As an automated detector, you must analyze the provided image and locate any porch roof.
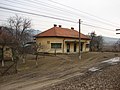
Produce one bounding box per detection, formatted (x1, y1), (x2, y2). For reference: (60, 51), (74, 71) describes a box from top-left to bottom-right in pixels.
(65, 40), (78, 42)
(64, 40), (89, 43)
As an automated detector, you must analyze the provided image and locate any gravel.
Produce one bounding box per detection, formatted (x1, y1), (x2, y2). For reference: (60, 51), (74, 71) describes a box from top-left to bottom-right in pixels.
(42, 63), (120, 90)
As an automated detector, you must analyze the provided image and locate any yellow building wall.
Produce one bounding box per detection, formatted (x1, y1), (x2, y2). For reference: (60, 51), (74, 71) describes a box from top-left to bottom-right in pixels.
(79, 40), (90, 52)
(36, 37), (64, 53)
(84, 40), (90, 51)
(36, 37), (90, 53)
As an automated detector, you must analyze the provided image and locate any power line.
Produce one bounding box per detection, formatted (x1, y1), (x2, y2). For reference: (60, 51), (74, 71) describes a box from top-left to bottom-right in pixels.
(82, 23), (114, 31)
(0, 1), (75, 21)
(3, 0), (120, 28)
(26, 0), (120, 28)
(5, 0), (70, 17)
(0, 9), (77, 26)
(48, 0), (120, 27)
(6, 0), (94, 23)
(7, 0), (117, 28)
(27, 0), (119, 28)
(19, 0), (85, 21)
(0, 6), (116, 32)
(0, 6), (78, 23)
(24, 0), (74, 15)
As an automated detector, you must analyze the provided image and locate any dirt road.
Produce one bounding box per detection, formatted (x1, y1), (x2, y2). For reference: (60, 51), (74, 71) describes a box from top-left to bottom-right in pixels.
(0, 52), (120, 90)
(42, 57), (120, 90)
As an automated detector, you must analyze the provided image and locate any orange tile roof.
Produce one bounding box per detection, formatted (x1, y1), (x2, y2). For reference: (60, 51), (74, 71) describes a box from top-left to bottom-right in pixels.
(35, 26), (90, 40)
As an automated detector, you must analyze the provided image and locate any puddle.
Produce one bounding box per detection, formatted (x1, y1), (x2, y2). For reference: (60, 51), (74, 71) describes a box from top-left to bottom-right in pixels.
(88, 67), (99, 72)
(88, 57), (120, 72)
(102, 57), (120, 64)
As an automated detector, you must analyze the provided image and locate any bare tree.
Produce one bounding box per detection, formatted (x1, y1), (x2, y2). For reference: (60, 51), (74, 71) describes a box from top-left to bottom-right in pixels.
(32, 43), (45, 67)
(89, 32), (103, 51)
(89, 32), (96, 51)
(0, 15), (32, 75)
(113, 43), (118, 52)
(6, 15), (32, 64)
(113, 39), (120, 52)
(95, 36), (104, 51)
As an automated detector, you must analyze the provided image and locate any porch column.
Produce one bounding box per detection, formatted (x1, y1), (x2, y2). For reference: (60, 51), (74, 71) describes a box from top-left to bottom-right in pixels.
(63, 39), (65, 53)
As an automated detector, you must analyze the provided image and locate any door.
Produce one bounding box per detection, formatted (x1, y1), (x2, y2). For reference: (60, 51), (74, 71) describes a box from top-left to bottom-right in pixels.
(74, 43), (76, 52)
(67, 43), (70, 52)
(81, 42), (84, 51)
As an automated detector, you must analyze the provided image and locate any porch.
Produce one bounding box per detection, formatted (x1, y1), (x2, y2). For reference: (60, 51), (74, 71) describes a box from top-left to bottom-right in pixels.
(64, 39), (89, 53)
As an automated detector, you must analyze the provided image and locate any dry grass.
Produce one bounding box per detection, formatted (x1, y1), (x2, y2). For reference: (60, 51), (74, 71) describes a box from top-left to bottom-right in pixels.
(0, 52), (120, 85)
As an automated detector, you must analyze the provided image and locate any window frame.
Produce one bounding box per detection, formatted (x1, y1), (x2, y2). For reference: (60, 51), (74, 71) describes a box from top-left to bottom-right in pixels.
(51, 43), (62, 49)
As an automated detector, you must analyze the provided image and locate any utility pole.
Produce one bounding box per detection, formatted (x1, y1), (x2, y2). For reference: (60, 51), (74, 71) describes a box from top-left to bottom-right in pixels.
(79, 19), (81, 60)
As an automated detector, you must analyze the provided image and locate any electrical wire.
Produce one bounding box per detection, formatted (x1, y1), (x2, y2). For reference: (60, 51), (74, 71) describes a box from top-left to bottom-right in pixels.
(0, 6), (117, 31)
(5, 0), (72, 17)
(0, 6), (116, 31)
(26, 0), (119, 28)
(0, 6), (78, 23)
(0, 1), (75, 21)
(0, 9), (76, 25)
(82, 23), (114, 31)
(48, 0), (120, 27)
(3, 0), (120, 28)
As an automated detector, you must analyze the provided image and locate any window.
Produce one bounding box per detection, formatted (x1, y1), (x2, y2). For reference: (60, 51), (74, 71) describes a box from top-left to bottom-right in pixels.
(51, 43), (62, 49)
(86, 44), (90, 48)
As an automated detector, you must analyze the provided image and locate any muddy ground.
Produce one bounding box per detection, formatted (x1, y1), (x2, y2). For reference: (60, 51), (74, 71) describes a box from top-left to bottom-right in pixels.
(42, 57), (120, 90)
(0, 52), (120, 90)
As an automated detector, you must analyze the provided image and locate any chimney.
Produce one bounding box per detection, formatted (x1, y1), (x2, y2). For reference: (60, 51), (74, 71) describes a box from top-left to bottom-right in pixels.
(71, 27), (74, 30)
(54, 24), (57, 27)
(58, 25), (62, 27)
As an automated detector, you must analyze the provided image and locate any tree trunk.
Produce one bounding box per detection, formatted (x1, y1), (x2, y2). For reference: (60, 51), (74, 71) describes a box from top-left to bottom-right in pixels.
(22, 58), (25, 64)
(15, 60), (17, 73)
(2, 60), (5, 67)
(22, 54), (26, 64)
(11, 57), (14, 61)
(35, 53), (38, 67)
(35, 60), (38, 67)
(1, 48), (5, 67)
(11, 48), (14, 61)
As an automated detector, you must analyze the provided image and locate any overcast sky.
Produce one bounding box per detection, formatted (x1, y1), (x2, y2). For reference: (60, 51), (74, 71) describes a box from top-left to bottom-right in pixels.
(0, 0), (120, 38)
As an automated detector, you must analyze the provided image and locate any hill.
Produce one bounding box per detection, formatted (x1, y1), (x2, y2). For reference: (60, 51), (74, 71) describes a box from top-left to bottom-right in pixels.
(103, 36), (119, 45)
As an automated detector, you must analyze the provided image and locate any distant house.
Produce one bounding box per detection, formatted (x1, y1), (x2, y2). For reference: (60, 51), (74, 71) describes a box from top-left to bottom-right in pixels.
(0, 46), (12, 60)
(35, 24), (90, 53)
(0, 26), (13, 60)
